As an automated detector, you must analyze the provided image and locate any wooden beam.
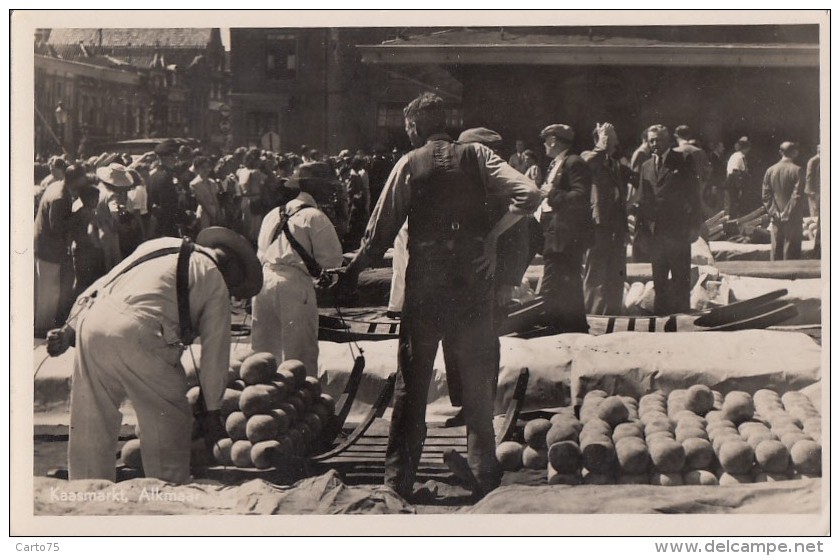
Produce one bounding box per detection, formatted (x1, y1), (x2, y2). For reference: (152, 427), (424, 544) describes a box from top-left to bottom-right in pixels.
(359, 43), (819, 68)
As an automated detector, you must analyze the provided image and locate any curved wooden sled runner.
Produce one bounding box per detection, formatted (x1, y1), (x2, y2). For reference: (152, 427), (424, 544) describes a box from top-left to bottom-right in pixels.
(319, 289), (797, 342)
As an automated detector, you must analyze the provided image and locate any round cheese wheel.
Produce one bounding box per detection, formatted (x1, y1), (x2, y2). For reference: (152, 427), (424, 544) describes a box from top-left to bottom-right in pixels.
(546, 421), (579, 446)
(547, 441), (581, 474)
(684, 384), (715, 416)
(303, 376), (322, 399)
(230, 440), (254, 468)
(225, 411), (248, 441)
(721, 391), (755, 424)
(220, 388), (242, 417)
(211, 437), (233, 466)
(612, 422), (645, 442)
(718, 439), (755, 475)
(239, 384), (281, 417)
(682, 437), (714, 470)
(649, 438), (686, 473)
(278, 359), (307, 388)
(496, 441), (524, 471)
(596, 396), (630, 428)
(754, 439), (790, 474)
(581, 437), (616, 474)
(319, 393), (336, 415)
(521, 446), (548, 470)
(250, 440), (280, 469)
(790, 440), (821, 475)
(268, 408), (291, 435)
(523, 418), (553, 450)
(240, 352), (278, 386)
(246, 414), (279, 443)
(615, 436), (649, 475)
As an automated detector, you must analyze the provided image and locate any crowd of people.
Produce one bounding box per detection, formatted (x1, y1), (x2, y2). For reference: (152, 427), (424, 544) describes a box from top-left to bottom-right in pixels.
(33, 141), (401, 336)
(36, 91), (821, 498)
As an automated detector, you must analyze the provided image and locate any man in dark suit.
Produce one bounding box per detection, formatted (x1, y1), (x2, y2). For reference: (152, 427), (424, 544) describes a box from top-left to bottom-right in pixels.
(763, 141), (806, 261)
(638, 125), (702, 315)
(538, 123), (592, 332)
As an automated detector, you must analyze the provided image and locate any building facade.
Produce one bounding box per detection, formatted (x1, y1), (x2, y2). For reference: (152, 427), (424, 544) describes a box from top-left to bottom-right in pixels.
(229, 28), (463, 155)
(34, 28), (229, 158)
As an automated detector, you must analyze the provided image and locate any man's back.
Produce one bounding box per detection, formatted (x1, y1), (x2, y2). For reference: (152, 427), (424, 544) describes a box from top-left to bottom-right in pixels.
(34, 181), (72, 262)
(764, 159), (803, 209)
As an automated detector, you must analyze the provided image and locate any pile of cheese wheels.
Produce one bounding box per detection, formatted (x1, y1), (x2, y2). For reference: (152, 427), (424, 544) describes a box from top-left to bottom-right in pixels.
(121, 352), (335, 472)
(494, 385), (821, 486)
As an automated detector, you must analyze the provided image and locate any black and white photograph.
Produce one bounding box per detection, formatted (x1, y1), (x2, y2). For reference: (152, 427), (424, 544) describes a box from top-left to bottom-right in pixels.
(10, 9), (830, 538)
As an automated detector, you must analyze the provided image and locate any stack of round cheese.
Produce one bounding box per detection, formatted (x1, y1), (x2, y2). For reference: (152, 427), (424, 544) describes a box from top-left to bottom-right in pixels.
(493, 386), (822, 488)
(545, 412), (583, 485)
(189, 352), (336, 470)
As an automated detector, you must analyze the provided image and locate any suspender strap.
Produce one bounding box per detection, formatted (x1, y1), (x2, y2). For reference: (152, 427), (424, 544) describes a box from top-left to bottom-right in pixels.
(77, 241), (200, 346)
(176, 239), (196, 345)
(270, 205), (323, 278)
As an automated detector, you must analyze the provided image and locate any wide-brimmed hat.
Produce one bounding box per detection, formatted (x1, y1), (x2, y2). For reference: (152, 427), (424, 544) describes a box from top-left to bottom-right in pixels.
(196, 227), (263, 299)
(96, 163), (134, 190)
(154, 139), (179, 157)
(285, 161), (338, 188)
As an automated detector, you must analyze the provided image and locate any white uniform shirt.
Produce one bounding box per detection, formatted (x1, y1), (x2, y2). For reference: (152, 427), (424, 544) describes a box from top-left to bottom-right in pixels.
(257, 191), (344, 278)
(67, 237), (232, 410)
(727, 151), (748, 175)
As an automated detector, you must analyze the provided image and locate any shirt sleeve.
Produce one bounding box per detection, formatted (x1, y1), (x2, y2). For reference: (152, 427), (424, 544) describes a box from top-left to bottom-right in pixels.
(256, 208), (281, 264)
(191, 260), (232, 411)
(309, 211), (345, 270)
(474, 144), (541, 215)
(347, 156), (411, 273)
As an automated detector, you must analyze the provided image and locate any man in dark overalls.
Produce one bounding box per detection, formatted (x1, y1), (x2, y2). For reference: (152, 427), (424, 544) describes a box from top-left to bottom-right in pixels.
(339, 93), (540, 499)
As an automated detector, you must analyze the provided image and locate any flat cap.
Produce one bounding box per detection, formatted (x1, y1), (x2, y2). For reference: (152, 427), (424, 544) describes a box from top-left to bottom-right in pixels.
(540, 124), (574, 142)
(458, 127), (503, 148)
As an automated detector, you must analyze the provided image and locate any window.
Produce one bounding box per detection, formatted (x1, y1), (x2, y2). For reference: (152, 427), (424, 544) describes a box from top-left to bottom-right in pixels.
(245, 111), (278, 146)
(265, 33), (296, 80)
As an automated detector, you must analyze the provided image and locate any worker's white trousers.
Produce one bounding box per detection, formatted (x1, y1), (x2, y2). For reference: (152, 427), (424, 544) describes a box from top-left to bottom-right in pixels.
(68, 296), (192, 483)
(387, 224), (409, 313)
(34, 258), (61, 335)
(251, 265), (319, 376)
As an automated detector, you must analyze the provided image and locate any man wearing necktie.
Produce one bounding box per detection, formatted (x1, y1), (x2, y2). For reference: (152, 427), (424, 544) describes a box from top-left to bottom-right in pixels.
(581, 123), (629, 315)
(638, 125), (702, 315)
(508, 139), (528, 173)
(538, 124), (592, 333)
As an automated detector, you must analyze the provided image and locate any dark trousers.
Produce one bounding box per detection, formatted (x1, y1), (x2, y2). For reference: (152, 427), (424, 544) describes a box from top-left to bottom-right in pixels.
(385, 252), (501, 496)
(584, 228), (627, 315)
(541, 247), (589, 333)
(650, 233), (691, 315)
(723, 188), (741, 218)
(770, 220), (803, 261)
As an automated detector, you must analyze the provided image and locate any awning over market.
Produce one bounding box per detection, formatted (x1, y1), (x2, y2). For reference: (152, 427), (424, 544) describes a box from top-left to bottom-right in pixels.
(358, 29), (819, 68)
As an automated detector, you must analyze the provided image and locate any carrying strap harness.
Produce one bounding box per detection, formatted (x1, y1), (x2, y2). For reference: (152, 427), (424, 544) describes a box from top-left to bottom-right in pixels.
(71, 239), (200, 346)
(269, 204), (323, 278)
